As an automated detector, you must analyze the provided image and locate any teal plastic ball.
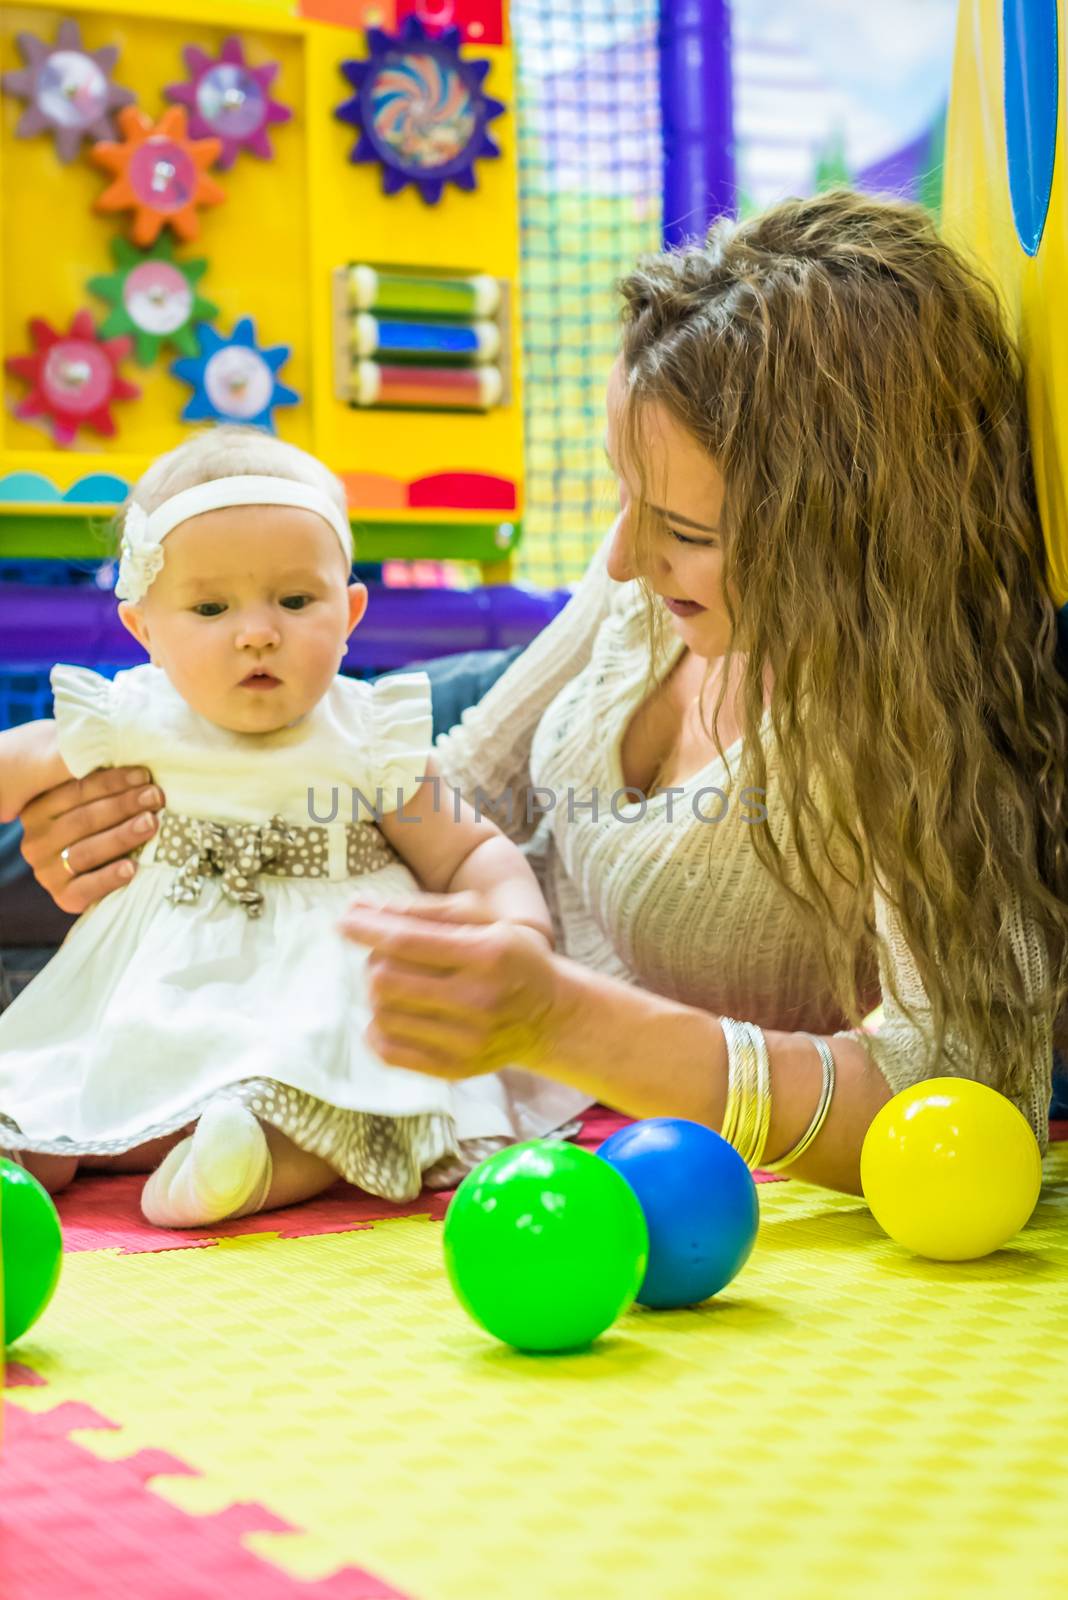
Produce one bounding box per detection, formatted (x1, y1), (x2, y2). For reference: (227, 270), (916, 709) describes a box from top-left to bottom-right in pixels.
(443, 1140), (649, 1352)
(1, 1157), (63, 1345)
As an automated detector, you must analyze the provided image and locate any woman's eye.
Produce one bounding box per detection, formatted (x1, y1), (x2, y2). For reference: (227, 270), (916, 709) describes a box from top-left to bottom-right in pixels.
(281, 595), (312, 610)
(192, 603), (226, 617)
(669, 528), (711, 547)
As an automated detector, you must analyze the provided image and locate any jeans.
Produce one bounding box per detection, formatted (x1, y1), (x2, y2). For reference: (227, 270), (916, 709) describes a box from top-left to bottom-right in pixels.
(1053, 1054), (1068, 1119)
(0, 814), (26, 891)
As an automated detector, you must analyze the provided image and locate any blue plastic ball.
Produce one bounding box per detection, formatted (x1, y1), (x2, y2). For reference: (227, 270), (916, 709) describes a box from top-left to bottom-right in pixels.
(597, 1118), (759, 1308)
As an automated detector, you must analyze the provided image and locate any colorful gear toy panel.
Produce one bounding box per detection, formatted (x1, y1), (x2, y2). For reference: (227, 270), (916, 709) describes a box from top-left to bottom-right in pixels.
(1, 0), (522, 556)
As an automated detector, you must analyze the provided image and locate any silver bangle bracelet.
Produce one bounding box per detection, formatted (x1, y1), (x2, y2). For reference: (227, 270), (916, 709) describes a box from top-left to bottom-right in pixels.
(748, 1021), (772, 1171)
(719, 1016), (742, 1150)
(719, 1016), (747, 1153)
(761, 1033), (836, 1173)
(719, 1016), (773, 1169)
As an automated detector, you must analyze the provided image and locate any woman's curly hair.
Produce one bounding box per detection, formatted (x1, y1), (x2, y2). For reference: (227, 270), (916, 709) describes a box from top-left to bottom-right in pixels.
(617, 188), (1068, 1101)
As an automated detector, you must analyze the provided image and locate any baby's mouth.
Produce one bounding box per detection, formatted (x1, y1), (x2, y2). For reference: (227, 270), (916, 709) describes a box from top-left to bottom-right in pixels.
(240, 670), (282, 689)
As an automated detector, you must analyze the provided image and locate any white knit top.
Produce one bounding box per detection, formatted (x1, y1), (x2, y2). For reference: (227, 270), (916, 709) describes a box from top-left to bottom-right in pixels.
(435, 529), (1053, 1152)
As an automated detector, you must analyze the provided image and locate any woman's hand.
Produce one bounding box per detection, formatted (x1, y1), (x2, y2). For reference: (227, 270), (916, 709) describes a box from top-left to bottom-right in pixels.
(18, 767), (165, 915)
(338, 892), (561, 1079)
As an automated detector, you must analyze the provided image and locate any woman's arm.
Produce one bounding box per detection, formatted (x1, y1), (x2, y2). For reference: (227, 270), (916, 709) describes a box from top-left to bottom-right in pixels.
(341, 870), (1054, 1196)
(0, 722), (74, 825)
(338, 906), (894, 1197)
(541, 958), (893, 1196)
(528, 872), (1053, 1187)
(433, 523), (620, 844)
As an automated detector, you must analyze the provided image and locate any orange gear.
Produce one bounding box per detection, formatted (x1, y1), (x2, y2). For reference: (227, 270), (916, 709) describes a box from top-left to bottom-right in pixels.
(91, 104), (225, 246)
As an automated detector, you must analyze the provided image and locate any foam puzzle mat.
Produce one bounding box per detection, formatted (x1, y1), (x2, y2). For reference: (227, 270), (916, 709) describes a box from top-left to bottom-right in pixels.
(3, 1111), (1068, 1600)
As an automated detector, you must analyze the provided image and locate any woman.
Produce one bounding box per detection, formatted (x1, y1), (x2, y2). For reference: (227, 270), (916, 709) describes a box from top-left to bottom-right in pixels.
(18, 192), (1068, 1197)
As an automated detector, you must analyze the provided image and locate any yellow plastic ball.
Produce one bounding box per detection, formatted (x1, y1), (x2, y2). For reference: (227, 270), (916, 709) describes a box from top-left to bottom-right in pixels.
(860, 1078), (1042, 1261)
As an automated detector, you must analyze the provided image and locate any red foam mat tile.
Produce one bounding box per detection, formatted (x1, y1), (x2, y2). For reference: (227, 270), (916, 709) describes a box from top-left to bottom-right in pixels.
(4, 1364), (47, 1389)
(0, 1397), (410, 1600)
(56, 1173), (390, 1255)
(52, 1104), (784, 1255)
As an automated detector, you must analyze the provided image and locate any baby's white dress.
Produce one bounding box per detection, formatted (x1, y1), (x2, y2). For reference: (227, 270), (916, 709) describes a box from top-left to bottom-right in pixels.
(0, 663), (590, 1199)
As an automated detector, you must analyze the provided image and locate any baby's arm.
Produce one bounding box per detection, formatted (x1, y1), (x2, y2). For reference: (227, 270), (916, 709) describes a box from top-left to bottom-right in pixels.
(376, 754), (553, 945)
(0, 721), (75, 824)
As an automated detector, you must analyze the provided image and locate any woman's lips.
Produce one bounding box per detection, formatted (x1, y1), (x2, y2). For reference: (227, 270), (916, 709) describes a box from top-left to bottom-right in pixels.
(663, 597), (706, 617)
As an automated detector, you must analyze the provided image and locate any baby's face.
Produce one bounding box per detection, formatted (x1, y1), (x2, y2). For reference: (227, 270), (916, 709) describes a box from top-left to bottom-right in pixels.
(119, 505), (366, 733)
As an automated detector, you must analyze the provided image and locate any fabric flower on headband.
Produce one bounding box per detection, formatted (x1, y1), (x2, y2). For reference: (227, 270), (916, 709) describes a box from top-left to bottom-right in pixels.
(115, 502), (166, 603)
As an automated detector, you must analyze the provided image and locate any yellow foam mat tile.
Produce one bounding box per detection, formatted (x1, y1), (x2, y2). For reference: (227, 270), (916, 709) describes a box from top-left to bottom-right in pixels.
(9, 1150), (1068, 1600)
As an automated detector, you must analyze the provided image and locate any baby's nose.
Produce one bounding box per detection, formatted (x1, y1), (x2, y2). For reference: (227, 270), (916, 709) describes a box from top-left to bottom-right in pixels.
(237, 617), (281, 649)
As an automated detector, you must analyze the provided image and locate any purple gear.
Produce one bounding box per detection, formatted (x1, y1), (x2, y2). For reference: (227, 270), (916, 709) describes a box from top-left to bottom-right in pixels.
(1, 18), (135, 162)
(164, 35), (291, 170)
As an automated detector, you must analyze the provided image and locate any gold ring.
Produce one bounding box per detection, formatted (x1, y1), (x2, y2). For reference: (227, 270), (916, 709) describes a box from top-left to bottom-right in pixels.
(59, 846), (76, 878)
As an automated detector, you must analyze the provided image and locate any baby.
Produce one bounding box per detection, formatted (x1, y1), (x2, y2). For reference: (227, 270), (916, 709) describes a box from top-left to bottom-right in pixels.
(0, 426), (569, 1227)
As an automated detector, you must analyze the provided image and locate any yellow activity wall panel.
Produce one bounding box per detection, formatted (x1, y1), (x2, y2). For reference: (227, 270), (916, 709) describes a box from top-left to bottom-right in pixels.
(0, 0), (523, 567)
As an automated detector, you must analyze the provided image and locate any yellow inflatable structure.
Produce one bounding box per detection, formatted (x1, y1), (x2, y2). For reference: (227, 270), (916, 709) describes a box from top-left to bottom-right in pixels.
(943, 0), (1068, 624)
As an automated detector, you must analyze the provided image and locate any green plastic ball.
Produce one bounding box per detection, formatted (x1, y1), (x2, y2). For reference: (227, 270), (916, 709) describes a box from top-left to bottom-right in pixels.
(1, 1157), (63, 1345)
(442, 1139), (649, 1352)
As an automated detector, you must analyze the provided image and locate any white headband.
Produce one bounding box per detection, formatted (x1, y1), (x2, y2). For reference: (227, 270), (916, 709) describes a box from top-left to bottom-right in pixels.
(115, 475), (354, 604)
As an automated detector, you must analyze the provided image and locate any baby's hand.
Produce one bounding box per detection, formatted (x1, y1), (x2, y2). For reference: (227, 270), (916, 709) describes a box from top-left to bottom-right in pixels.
(347, 888), (500, 927)
(343, 890), (552, 946)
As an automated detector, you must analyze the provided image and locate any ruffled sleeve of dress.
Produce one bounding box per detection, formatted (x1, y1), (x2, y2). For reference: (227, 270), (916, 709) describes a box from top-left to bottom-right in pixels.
(371, 670), (435, 813)
(49, 665), (115, 778)
(832, 861), (1053, 1154)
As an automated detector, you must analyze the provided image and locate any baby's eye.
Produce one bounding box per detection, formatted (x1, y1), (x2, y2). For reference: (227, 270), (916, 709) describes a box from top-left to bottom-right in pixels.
(192, 602), (226, 617)
(280, 594), (313, 611)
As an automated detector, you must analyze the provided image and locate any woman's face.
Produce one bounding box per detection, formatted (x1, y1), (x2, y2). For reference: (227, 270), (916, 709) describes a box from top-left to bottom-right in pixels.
(604, 357), (733, 658)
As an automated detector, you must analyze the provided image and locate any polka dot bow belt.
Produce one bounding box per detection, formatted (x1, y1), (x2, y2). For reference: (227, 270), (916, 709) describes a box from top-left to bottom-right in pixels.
(151, 809), (400, 918)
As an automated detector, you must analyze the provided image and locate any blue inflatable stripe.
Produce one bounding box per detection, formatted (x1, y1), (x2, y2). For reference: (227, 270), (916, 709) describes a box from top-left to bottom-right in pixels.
(1002, 0), (1059, 256)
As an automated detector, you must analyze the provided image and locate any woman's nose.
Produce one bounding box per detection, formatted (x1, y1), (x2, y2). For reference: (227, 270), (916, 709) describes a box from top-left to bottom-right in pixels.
(605, 509), (641, 583)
